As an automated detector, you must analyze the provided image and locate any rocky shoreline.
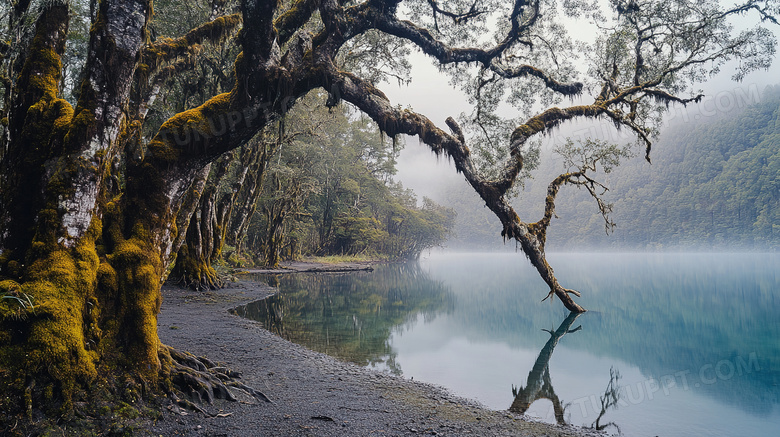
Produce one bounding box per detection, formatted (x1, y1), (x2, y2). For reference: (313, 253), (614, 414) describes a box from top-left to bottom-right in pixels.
(152, 267), (606, 436)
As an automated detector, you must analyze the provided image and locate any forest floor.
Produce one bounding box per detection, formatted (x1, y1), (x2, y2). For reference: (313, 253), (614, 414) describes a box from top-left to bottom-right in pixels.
(150, 263), (606, 437)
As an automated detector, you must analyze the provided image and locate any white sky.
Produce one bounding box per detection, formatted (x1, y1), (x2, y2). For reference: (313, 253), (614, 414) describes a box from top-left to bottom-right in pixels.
(381, 4), (780, 202)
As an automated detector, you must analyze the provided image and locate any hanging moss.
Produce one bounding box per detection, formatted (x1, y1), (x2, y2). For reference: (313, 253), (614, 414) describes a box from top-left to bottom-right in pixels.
(274, 0), (318, 45)
(140, 13), (242, 80)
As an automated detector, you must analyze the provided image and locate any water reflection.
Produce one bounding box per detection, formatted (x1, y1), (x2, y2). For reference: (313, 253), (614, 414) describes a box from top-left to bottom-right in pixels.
(509, 312), (623, 432)
(426, 253), (779, 417)
(231, 263), (453, 373)
(592, 366), (622, 433)
(229, 254), (780, 437)
(509, 312), (582, 424)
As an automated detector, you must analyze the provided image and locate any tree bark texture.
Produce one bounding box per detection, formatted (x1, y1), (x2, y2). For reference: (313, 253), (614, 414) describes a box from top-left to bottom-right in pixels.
(0, 0), (305, 418)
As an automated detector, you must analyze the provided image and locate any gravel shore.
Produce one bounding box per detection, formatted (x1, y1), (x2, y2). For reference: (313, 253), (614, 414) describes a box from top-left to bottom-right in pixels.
(152, 275), (606, 437)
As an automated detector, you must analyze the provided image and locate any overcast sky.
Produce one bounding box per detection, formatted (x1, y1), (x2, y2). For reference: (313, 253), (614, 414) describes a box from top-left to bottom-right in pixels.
(380, 5), (780, 203)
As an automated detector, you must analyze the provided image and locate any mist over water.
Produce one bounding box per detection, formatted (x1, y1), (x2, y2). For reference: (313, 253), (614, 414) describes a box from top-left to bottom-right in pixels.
(236, 252), (780, 437)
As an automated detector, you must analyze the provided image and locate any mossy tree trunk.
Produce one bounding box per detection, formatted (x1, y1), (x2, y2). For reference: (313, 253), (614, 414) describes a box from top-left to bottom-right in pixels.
(0, 0), (161, 417)
(0, 0), (314, 423)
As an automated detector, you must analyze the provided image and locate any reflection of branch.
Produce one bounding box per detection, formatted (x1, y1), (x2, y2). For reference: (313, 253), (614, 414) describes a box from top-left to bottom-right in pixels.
(509, 312), (582, 422)
(593, 366), (622, 433)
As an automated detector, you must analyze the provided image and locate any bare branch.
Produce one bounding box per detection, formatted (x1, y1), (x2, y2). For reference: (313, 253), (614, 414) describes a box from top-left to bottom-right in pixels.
(426, 0), (486, 31)
(325, 64), (586, 312)
(362, 1), (582, 96)
(491, 64), (584, 95)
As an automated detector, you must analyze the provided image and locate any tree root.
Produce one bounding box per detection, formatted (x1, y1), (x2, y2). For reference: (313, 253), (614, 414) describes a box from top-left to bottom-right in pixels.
(162, 346), (271, 417)
(169, 268), (225, 291)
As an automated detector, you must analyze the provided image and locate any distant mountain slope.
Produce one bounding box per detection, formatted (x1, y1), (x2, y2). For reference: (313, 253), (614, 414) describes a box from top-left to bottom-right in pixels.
(439, 85), (780, 251)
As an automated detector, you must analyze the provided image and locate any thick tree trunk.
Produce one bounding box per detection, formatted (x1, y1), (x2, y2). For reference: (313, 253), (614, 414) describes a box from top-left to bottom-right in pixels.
(0, 0), (639, 427)
(0, 0), (296, 424)
(0, 0), (165, 419)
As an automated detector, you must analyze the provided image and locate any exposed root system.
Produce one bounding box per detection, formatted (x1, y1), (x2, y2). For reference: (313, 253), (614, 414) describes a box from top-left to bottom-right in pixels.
(164, 346), (271, 417)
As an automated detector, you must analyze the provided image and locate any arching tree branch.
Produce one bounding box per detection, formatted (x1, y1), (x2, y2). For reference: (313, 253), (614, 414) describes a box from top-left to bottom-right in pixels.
(275, 0), (320, 46)
(325, 64), (586, 312)
(360, 0), (581, 96)
(139, 13), (242, 80)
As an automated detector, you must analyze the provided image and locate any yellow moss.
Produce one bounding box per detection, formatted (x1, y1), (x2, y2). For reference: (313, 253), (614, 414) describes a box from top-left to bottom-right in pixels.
(0, 279), (27, 321)
(51, 99), (75, 135)
(110, 241), (145, 265)
(97, 262), (118, 293)
(63, 108), (96, 149)
(0, 279), (22, 294)
(16, 5), (68, 104)
(149, 91), (233, 163)
(140, 13), (241, 78)
(135, 265), (158, 294)
(103, 197), (122, 217)
(22, 47), (62, 100)
(19, 96), (73, 160)
(0, 218), (103, 411)
(98, 219), (164, 378)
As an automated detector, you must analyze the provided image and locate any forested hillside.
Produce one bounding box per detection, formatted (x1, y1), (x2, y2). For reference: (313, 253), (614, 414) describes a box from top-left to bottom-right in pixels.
(440, 85), (780, 251)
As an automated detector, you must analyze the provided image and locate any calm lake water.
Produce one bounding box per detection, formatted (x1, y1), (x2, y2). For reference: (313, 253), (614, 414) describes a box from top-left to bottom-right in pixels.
(234, 253), (780, 437)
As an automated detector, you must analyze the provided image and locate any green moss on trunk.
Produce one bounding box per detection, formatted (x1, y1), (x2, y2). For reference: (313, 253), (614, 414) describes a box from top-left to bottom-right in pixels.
(169, 243), (224, 290)
(0, 219), (102, 416)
